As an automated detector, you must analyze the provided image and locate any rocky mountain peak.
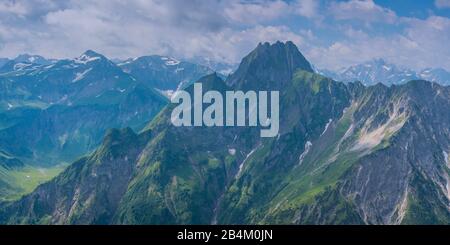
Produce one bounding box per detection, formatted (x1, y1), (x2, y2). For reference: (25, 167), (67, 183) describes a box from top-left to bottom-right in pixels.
(226, 41), (313, 90)
(14, 54), (54, 65)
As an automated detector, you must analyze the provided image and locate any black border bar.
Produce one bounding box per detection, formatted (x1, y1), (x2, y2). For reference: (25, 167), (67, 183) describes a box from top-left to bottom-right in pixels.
(1, 225), (449, 243)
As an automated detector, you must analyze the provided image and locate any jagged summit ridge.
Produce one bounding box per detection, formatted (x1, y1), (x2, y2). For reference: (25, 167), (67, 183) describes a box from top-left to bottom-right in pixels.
(226, 41), (313, 90)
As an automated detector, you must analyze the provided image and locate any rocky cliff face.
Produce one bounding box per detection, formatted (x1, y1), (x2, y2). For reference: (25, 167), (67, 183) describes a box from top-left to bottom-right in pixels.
(339, 81), (450, 224)
(1, 41), (449, 224)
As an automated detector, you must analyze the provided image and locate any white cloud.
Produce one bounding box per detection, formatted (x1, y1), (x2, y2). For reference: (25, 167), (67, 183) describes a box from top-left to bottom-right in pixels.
(224, 0), (321, 24)
(329, 0), (397, 24)
(224, 1), (289, 25)
(0, 0), (449, 73)
(0, 1), (28, 16)
(342, 26), (370, 40)
(0, 0), (307, 65)
(307, 15), (450, 71)
(0, 1), (226, 59)
(435, 0), (450, 9)
(294, 0), (320, 18)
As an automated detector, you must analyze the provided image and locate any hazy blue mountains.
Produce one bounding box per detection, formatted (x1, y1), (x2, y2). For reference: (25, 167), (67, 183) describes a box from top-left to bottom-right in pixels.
(0, 50), (168, 200)
(117, 55), (214, 97)
(321, 58), (450, 86)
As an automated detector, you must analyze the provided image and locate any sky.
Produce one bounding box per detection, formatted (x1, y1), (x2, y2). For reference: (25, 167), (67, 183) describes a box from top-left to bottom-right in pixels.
(0, 0), (449, 71)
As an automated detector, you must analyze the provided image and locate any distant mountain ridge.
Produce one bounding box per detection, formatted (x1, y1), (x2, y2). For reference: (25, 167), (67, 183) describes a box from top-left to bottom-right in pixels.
(117, 55), (214, 96)
(0, 54), (57, 74)
(320, 58), (450, 86)
(0, 53), (216, 92)
(187, 56), (237, 76)
(13, 54), (57, 65)
(3, 53), (450, 87)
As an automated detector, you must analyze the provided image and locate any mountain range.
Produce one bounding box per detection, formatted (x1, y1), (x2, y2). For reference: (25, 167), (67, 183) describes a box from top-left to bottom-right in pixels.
(320, 58), (450, 86)
(117, 55), (214, 96)
(0, 41), (448, 224)
(0, 50), (215, 201)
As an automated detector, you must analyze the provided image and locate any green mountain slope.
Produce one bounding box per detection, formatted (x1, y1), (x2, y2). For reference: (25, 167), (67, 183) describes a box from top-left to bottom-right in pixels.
(1, 41), (449, 224)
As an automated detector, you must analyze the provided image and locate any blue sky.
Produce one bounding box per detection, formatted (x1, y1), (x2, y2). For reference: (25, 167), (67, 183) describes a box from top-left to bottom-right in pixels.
(0, 0), (449, 71)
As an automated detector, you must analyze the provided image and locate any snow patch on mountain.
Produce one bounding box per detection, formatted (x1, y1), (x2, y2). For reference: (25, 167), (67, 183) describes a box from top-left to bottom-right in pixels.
(298, 141), (312, 166)
(160, 56), (180, 66)
(72, 68), (92, 83)
(13, 63), (33, 71)
(236, 145), (260, 179)
(14, 54), (56, 65)
(75, 54), (101, 64)
(444, 151), (449, 168)
(321, 119), (332, 136)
